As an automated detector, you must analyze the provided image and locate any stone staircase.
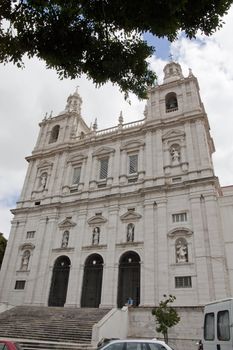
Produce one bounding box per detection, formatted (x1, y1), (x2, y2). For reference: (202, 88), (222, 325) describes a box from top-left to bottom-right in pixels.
(0, 306), (111, 349)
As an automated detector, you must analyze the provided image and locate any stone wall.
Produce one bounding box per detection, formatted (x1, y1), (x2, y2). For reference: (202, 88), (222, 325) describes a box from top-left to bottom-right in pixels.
(128, 306), (203, 350)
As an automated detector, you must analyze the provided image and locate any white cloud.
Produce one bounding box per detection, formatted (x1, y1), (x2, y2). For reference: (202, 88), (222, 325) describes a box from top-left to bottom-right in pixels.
(1, 6), (233, 237)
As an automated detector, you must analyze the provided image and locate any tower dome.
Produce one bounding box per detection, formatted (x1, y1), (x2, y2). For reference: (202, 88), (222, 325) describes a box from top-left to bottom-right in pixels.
(163, 61), (184, 84)
(65, 87), (82, 114)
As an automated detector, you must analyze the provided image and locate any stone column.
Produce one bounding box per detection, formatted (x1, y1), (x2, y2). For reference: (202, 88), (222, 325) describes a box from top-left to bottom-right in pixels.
(138, 146), (145, 181)
(89, 156), (97, 189)
(163, 141), (171, 175)
(155, 129), (164, 184)
(100, 205), (119, 307)
(145, 131), (153, 183)
(29, 213), (59, 305)
(66, 209), (87, 307)
(119, 150), (127, 184)
(184, 122), (196, 176)
(156, 197), (169, 302)
(107, 152), (114, 186)
(78, 158), (87, 191)
(189, 194), (214, 304)
(62, 160), (72, 193)
(203, 193), (229, 299)
(141, 200), (156, 306)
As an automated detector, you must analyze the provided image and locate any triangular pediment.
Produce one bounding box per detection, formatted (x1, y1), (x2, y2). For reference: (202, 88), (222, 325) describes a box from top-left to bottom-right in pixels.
(120, 211), (142, 222)
(87, 215), (107, 225)
(121, 139), (145, 151)
(93, 146), (115, 157)
(58, 218), (77, 228)
(162, 129), (185, 141)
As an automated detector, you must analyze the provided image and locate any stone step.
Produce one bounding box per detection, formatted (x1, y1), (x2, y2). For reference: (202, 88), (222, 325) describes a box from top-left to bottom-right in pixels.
(0, 306), (111, 344)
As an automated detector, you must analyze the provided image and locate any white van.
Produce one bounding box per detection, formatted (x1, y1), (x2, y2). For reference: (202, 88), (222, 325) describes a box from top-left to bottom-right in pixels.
(203, 298), (233, 350)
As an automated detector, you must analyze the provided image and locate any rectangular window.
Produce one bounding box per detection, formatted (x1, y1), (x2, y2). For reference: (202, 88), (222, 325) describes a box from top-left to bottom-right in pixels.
(99, 158), (109, 180)
(72, 167), (81, 185)
(15, 280), (26, 290)
(175, 276), (192, 288)
(217, 310), (230, 341)
(129, 154), (138, 174)
(26, 231), (35, 239)
(172, 212), (187, 223)
(204, 312), (215, 340)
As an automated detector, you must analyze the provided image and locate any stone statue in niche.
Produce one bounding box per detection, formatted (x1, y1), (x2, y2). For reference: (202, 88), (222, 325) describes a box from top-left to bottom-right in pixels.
(127, 223), (134, 242)
(92, 227), (100, 245)
(21, 250), (30, 270)
(170, 146), (180, 164)
(39, 172), (48, 190)
(61, 231), (69, 248)
(176, 239), (188, 263)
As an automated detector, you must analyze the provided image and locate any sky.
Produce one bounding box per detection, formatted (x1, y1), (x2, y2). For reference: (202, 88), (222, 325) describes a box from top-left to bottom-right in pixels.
(1, 7), (233, 238)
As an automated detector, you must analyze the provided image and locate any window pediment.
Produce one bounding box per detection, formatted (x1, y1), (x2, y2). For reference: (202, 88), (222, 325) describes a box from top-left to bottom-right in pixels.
(93, 146), (115, 157)
(87, 215), (107, 226)
(167, 227), (193, 238)
(37, 160), (53, 170)
(19, 243), (35, 251)
(121, 139), (145, 151)
(120, 211), (142, 222)
(68, 154), (87, 164)
(58, 218), (77, 229)
(162, 129), (185, 141)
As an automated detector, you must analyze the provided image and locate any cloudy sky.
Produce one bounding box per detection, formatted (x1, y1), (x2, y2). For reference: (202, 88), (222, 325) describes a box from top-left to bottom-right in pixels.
(1, 6), (233, 238)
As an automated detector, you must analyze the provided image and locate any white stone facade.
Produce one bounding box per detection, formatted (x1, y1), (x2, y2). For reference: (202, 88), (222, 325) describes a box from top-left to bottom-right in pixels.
(0, 62), (233, 345)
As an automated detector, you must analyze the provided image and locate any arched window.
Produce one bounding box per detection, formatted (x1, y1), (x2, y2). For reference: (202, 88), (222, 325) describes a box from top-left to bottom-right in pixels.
(127, 223), (135, 242)
(175, 238), (188, 263)
(49, 125), (60, 143)
(165, 92), (178, 112)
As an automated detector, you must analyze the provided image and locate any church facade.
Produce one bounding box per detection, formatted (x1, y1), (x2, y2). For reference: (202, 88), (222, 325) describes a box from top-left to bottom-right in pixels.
(0, 62), (233, 346)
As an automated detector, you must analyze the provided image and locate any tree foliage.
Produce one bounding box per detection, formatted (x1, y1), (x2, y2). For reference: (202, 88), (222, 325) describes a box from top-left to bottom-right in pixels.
(0, 234), (7, 268)
(152, 294), (180, 344)
(0, 1), (232, 98)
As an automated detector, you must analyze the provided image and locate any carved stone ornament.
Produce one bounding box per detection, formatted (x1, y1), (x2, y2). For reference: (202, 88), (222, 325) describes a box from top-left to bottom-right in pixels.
(167, 227), (193, 238)
(120, 211), (142, 222)
(87, 215), (107, 226)
(120, 139), (145, 151)
(162, 129), (185, 141)
(58, 217), (77, 229)
(19, 243), (35, 251)
(92, 146), (115, 157)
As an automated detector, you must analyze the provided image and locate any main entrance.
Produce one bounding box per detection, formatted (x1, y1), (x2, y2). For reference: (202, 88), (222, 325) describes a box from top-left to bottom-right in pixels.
(117, 251), (140, 308)
(81, 254), (103, 307)
(48, 255), (70, 307)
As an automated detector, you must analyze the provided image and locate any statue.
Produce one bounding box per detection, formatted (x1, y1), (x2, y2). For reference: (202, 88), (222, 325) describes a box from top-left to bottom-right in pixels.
(127, 224), (134, 242)
(176, 240), (188, 263)
(92, 227), (100, 245)
(170, 147), (180, 163)
(21, 250), (30, 271)
(39, 172), (48, 190)
(61, 231), (69, 248)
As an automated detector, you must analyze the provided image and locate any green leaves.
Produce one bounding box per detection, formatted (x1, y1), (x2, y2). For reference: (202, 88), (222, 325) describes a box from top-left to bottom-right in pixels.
(0, 0), (232, 98)
(0, 234), (7, 268)
(152, 294), (180, 343)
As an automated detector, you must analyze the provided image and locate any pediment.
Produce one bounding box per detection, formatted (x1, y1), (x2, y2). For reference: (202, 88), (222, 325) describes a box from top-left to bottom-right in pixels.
(38, 160), (53, 169)
(162, 129), (185, 141)
(120, 211), (142, 222)
(121, 139), (145, 151)
(58, 218), (77, 228)
(19, 243), (35, 251)
(68, 153), (87, 163)
(87, 215), (107, 226)
(167, 227), (193, 238)
(93, 146), (115, 157)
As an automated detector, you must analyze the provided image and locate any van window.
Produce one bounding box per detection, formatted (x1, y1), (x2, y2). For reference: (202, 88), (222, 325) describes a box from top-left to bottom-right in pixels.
(204, 312), (215, 340)
(217, 310), (230, 341)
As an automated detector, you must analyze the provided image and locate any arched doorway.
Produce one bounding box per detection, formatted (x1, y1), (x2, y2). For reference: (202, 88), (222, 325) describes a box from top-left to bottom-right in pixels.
(117, 251), (140, 308)
(81, 254), (103, 308)
(48, 255), (70, 307)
